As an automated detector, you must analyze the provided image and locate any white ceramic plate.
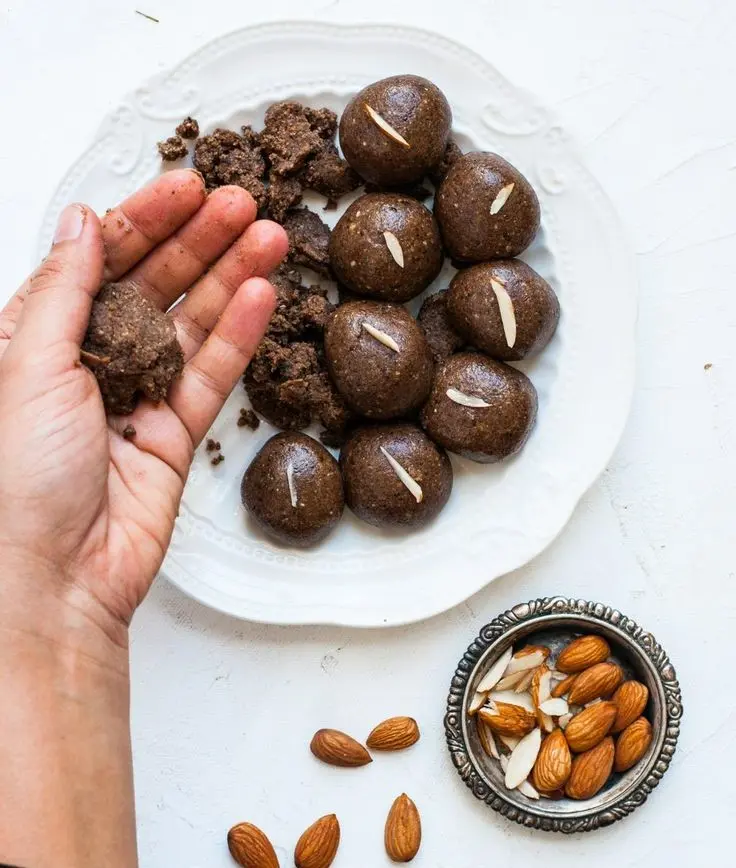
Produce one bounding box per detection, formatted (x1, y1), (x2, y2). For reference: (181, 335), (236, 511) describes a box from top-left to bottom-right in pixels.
(40, 22), (636, 627)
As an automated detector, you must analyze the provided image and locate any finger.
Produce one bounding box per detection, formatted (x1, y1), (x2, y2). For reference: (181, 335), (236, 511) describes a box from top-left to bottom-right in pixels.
(167, 277), (277, 446)
(101, 169), (205, 281)
(124, 185), (257, 311)
(8, 204), (104, 358)
(0, 289), (25, 353)
(171, 219), (288, 360)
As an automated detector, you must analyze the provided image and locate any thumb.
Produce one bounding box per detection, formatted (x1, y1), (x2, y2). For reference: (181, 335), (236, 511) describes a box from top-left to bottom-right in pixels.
(11, 204), (104, 355)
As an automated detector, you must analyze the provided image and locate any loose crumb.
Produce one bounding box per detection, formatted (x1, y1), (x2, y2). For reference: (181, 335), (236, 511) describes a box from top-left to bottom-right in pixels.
(122, 425), (136, 440)
(157, 136), (188, 161)
(238, 409), (260, 430)
(176, 117), (200, 139)
(205, 438), (221, 452)
(211, 454), (225, 466)
(704, 362), (713, 370)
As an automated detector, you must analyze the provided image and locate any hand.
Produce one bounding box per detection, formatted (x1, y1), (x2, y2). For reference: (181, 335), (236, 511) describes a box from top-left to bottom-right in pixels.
(0, 170), (288, 647)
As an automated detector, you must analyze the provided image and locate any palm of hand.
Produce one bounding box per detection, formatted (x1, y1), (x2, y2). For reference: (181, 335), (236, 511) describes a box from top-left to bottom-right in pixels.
(0, 171), (286, 626)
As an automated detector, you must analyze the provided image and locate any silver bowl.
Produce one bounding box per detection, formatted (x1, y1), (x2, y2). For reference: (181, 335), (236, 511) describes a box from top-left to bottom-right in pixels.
(445, 597), (682, 832)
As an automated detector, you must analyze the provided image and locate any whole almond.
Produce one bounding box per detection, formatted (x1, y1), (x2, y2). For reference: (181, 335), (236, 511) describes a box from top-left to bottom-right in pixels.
(294, 814), (340, 868)
(567, 662), (623, 705)
(385, 794), (421, 863)
(556, 635), (611, 673)
(227, 823), (279, 868)
(565, 736), (615, 800)
(477, 702), (537, 738)
(614, 716), (653, 772)
(564, 701), (617, 753)
(532, 729), (572, 792)
(310, 729), (372, 767)
(611, 681), (649, 733)
(551, 674), (578, 698)
(367, 717), (420, 751)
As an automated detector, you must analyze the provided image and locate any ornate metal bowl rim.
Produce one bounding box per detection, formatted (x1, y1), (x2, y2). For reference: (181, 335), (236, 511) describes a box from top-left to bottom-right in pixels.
(444, 596), (683, 832)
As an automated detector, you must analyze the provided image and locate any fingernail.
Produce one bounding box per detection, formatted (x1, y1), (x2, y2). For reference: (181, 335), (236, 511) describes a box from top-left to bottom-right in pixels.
(53, 204), (86, 244)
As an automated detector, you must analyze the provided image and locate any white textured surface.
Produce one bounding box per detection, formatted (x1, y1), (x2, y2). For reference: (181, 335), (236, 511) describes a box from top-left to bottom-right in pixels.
(1, 0), (735, 864)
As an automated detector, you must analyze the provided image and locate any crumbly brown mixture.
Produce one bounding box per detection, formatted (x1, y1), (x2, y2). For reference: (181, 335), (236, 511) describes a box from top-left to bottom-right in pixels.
(82, 283), (184, 416)
(267, 175), (303, 222)
(283, 208), (331, 276)
(122, 425), (137, 440)
(193, 127), (267, 207)
(260, 102), (335, 176)
(206, 438), (221, 452)
(176, 117), (200, 139)
(429, 139), (463, 186)
(300, 145), (361, 202)
(211, 453), (225, 466)
(157, 136), (189, 161)
(244, 266), (353, 439)
(238, 409), (260, 430)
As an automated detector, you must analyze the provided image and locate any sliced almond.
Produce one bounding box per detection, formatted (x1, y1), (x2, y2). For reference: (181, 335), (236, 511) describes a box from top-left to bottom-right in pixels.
(540, 712), (555, 734)
(364, 104), (411, 148)
(488, 690), (535, 713)
(445, 387), (491, 408)
(558, 713), (573, 730)
(286, 461), (298, 508)
(503, 648), (547, 676)
(539, 698), (570, 716)
(468, 690), (488, 716)
(505, 727), (542, 789)
(477, 720), (500, 760)
(536, 669), (553, 706)
(499, 734), (520, 752)
(516, 779), (540, 800)
(383, 231), (405, 268)
(475, 646), (513, 693)
(490, 278), (517, 348)
(380, 447), (423, 503)
(494, 670), (528, 692)
(514, 669), (536, 693)
(490, 182), (515, 215)
(362, 322), (400, 352)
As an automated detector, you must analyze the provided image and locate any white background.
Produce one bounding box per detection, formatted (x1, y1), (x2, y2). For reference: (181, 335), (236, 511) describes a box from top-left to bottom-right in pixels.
(2, 0), (735, 865)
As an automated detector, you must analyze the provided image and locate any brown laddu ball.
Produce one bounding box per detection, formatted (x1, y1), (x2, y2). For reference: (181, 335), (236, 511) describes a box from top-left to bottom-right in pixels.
(435, 152), (540, 261)
(339, 75), (452, 186)
(242, 432), (344, 546)
(340, 423), (453, 530)
(420, 352), (537, 463)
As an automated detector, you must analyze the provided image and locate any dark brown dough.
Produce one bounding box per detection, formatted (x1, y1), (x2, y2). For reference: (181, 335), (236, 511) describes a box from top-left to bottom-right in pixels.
(244, 267), (355, 440)
(339, 75), (452, 186)
(435, 152), (540, 261)
(259, 101), (336, 176)
(324, 301), (434, 420)
(420, 352), (537, 462)
(242, 433), (344, 546)
(340, 423), (453, 529)
(300, 145), (362, 201)
(417, 290), (465, 362)
(329, 193), (442, 302)
(447, 260), (560, 361)
(283, 208), (331, 276)
(82, 283), (184, 415)
(267, 174), (303, 222)
(193, 127), (267, 206)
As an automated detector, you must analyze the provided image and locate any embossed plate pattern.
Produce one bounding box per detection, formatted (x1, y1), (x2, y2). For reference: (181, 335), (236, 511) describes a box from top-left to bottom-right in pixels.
(40, 23), (637, 626)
